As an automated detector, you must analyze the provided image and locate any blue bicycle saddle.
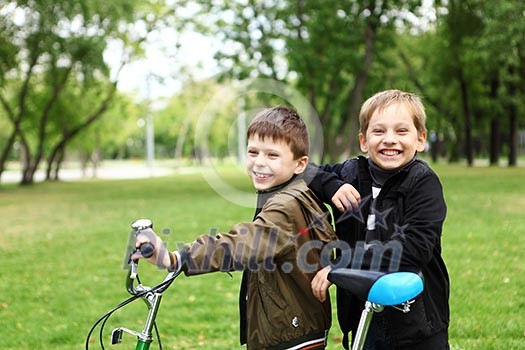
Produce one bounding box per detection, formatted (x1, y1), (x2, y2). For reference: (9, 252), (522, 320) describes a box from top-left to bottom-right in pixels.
(328, 269), (424, 306)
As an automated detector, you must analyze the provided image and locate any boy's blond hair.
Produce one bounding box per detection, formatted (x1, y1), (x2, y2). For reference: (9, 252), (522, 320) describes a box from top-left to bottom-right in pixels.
(359, 90), (427, 135)
(247, 106), (309, 159)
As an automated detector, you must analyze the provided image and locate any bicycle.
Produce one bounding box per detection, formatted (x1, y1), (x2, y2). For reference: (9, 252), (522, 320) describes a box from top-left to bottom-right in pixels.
(327, 268), (424, 350)
(86, 219), (423, 350)
(86, 219), (179, 350)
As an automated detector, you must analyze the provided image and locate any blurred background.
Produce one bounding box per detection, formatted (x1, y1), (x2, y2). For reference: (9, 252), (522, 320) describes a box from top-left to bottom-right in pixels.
(1, 2), (524, 349)
(1, 0), (524, 186)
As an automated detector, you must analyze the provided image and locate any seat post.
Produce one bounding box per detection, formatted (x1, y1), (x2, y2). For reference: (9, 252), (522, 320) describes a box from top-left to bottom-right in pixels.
(352, 301), (384, 350)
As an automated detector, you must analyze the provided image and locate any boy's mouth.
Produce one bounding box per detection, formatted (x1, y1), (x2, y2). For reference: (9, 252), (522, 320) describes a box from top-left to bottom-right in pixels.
(380, 149), (402, 156)
(253, 171), (272, 179)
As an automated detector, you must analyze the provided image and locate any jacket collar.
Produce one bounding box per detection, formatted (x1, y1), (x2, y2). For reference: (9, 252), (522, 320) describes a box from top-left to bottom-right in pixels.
(254, 174), (299, 218)
(368, 155), (418, 187)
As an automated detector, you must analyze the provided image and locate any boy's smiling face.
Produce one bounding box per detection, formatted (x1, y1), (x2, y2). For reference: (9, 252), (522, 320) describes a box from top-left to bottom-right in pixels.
(360, 102), (427, 171)
(246, 133), (307, 191)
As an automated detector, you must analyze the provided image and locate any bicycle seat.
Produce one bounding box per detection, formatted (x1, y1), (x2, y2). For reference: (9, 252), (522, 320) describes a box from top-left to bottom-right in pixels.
(328, 269), (424, 306)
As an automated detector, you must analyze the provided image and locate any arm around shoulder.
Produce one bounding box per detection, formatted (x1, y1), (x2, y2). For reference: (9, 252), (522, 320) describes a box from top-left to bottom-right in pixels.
(304, 161), (358, 205)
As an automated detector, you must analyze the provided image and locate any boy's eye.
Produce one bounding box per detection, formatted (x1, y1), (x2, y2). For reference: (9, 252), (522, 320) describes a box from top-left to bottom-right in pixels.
(268, 153), (280, 158)
(248, 150), (258, 156)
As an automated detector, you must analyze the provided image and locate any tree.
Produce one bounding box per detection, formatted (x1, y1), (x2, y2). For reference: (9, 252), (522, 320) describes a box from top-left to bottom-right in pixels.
(154, 78), (238, 163)
(197, 0), (433, 162)
(0, 0), (188, 185)
(480, 0), (525, 166)
(44, 83), (145, 180)
(399, 1), (525, 166)
(435, 0), (486, 166)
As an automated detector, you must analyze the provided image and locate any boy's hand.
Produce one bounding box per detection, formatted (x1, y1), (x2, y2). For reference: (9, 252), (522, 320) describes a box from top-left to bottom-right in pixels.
(131, 228), (176, 271)
(311, 266), (332, 302)
(331, 183), (361, 212)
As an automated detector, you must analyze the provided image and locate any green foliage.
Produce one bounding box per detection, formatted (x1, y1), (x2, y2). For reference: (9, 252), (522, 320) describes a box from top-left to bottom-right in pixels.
(2, 0), (524, 179)
(403, 1), (525, 163)
(0, 0), (192, 184)
(67, 90), (146, 159)
(154, 79), (238, 159)
(186, 0), (524, 164)
(196, 0), (438, 161)
(0, 164), (524, 349)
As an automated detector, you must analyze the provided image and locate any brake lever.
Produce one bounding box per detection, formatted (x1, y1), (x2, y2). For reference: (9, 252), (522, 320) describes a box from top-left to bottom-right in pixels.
(128, 219), (155, 280)
(128, 242), (155, 279)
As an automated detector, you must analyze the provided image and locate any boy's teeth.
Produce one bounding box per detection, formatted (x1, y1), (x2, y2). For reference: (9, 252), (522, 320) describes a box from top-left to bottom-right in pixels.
(383, 150), (400, 156)
(255, 172), (270, 178)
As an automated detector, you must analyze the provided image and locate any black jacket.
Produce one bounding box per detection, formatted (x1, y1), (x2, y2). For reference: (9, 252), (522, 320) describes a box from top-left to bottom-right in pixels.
(307, 156), (449, 348)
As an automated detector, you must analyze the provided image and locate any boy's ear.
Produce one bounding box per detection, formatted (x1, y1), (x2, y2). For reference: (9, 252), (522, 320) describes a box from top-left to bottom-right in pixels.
(359, 133), (368, 153)
(416, 131), (427, 152)
(294, 156), (309, 174)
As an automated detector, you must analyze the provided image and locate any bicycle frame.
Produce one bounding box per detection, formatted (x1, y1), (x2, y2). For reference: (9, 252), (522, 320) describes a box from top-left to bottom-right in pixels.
(111, 267), (179, 349)
(110, 219), (179, 350)
(85, 219), (178, 350)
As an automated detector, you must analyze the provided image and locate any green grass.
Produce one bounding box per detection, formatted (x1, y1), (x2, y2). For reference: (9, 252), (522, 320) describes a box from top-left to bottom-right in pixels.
(0, 164), (524, 349)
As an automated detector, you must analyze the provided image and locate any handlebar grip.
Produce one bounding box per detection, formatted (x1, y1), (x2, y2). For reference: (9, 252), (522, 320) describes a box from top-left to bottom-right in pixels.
(139, 242), (155, 258)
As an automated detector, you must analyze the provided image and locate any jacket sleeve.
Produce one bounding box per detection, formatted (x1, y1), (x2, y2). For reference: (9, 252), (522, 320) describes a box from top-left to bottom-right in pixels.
(179, 200), (297, 275)
(304, 162), (347, 203)
(397, 171), (447, 268)
(359, 170), (447, 271)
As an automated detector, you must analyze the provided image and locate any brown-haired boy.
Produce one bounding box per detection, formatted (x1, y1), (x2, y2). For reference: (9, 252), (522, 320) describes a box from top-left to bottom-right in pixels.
(134, 106), (337, 349)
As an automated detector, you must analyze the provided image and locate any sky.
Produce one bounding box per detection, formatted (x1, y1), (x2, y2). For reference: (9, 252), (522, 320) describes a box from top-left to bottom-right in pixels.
(4, 1), (219, 102)
(105, 28), (220, 102)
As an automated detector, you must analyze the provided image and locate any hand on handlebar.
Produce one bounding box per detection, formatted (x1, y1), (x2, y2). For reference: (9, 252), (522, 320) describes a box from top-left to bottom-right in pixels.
(131, 228), (177, 271)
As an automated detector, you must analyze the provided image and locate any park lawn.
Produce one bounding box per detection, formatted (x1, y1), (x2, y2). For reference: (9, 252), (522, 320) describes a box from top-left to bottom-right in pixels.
(0, 163), (524, 349)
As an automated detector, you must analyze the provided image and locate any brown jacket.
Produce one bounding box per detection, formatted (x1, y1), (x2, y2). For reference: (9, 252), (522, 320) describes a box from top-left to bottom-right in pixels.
(179, 179), (337, 349)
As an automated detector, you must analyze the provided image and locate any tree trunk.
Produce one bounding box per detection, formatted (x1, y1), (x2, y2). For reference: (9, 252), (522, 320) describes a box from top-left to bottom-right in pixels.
(458, 71), (474, 166)
(0, 90), (28, 182)
(508, 108), (518, 167)
(333, 20), (377, 160)
(46, 144), (59, 181)
(448, 138), (462, 163)
(17, 66), (73, 186)
(91, 149), (101, 179)
(489, 76), (500, 165)
(46, 143), (66, 181)
(51, 146), (65, 181)
(0, 128), (18, 181)
(174, 117), (191, 164)
(0, 53), (40, 184)
(20, 138), (37, 185)
(43, 81), (118, 181)
(55, 150), (65, 181)
(507, 66), (518, 167)
(489, 118), (501, 166)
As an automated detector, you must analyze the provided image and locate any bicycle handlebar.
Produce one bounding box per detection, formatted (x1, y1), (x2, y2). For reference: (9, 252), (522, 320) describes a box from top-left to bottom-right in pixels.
(138, 242), (155, 258)
(131, 218), (154, 231)
(127, 219), (179, 296)
(86, 219), (179, 349)
(126, 263), (179, 296)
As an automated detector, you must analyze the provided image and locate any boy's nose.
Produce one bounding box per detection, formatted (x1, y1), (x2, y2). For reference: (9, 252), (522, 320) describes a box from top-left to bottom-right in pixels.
(254, 154), (266, 166)
(382, 130), (397, 144)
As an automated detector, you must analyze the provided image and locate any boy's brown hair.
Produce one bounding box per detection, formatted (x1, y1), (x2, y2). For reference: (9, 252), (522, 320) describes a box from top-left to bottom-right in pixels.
(247, 106), (309, 159)
(359, 89), (427, 135)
